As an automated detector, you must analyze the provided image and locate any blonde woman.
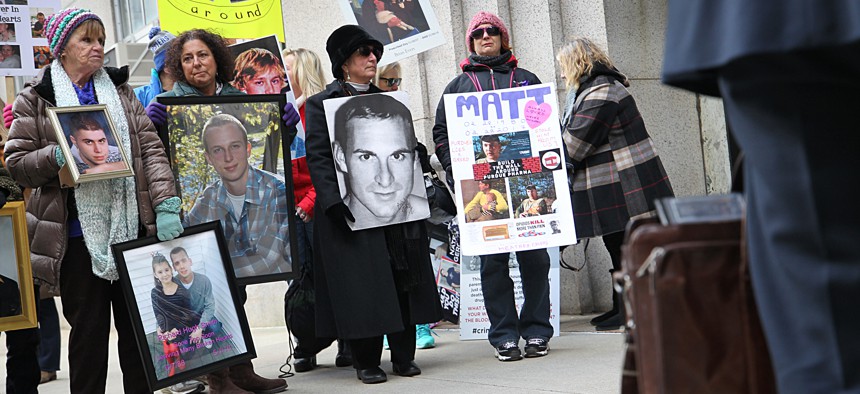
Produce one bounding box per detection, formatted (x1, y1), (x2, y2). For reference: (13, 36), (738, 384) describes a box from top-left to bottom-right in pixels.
(374, 62), (401, 91)
(282, 47), (355, 373)
(557, 37), (673, 331)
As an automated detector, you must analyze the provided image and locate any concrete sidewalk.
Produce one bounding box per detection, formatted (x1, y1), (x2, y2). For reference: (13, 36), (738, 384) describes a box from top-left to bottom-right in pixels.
(2, 315), (625, 393)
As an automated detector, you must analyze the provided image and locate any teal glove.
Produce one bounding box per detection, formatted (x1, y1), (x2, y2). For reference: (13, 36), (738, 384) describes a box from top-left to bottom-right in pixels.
(155, 197), (183, 241)
(54, 146), (65, 167)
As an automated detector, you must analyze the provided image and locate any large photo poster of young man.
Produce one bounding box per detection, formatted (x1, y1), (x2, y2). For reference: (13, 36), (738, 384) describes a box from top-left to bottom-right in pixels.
(158, 95), (296, 283)
(113, 222), (255, 392)
(338, 0), (445, 65)
(443, 83), (577, 256)
(322, 91), (430, 230)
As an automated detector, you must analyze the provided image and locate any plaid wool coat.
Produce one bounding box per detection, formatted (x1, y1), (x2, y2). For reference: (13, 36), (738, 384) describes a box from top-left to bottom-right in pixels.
(563, 64), (673, 239)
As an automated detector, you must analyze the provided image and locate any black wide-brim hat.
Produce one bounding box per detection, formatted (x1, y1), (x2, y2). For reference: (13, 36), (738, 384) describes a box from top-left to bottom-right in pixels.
(326, 24), (384, 80)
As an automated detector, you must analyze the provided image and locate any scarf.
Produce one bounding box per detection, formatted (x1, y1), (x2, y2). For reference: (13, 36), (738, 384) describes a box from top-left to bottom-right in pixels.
(51, 60), (138, 281)
(469, 50), (512, 68)
(561, 88), (577, 127)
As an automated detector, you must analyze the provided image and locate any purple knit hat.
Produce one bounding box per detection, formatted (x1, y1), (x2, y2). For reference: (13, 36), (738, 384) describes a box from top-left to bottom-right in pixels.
(46, 8), (103, 58)
(466, 11), (511, 53)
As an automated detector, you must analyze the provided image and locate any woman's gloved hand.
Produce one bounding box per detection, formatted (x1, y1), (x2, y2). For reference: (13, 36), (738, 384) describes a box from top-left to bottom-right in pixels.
(3, 103), (13, 129)
(282, 102), (300, 127)
(155, 197), (183, 241)
(146, 102), (168, 127)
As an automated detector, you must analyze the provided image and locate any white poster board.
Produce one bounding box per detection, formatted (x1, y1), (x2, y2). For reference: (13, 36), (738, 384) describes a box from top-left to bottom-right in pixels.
(443, 83), (577, 256)
(0, 0), (58, 77)
(459, 247), (560, 340)
(322, 91), (430, 230)
(337, 0), (445, 66)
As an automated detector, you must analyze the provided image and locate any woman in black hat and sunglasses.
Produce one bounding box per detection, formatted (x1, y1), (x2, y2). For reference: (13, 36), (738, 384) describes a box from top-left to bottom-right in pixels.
(303, 25), (441, 384)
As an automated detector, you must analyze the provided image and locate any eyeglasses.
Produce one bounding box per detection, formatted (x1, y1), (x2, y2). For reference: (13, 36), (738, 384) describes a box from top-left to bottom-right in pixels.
(355, 45), (382, 60)
(379, 77), (402, 88)
(470, 26), (501, 39)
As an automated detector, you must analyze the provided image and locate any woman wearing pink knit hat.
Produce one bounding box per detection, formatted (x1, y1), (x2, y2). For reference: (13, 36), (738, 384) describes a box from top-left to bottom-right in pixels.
(432, 11), (552, 362)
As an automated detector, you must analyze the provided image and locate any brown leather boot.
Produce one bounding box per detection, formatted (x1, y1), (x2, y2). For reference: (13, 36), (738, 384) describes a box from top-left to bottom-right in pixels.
(208, 369), (252, 394)
(229, 360), (287, 394)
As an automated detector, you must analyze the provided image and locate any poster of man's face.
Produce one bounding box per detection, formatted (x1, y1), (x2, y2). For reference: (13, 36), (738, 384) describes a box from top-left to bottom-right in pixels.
(323, 92), (430, 230)
(228, 36), (287, 95)
(54, 108), (130, 176)
(114, 225), (254, 390)
(162, 96), (295, 283)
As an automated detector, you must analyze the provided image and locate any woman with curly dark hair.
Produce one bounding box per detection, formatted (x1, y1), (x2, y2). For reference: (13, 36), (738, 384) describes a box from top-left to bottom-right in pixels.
(157, 29), (239, 98)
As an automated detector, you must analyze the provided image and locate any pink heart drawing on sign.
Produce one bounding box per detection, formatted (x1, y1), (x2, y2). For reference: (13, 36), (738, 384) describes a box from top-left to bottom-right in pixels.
(524, 100), (551, 129)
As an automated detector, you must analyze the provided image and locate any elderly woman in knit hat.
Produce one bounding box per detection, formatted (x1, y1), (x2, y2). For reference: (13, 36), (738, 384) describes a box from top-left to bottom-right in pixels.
(304, 24), (441, 384)
(432, 11), (552, 362)
(4, 7), (182, 393)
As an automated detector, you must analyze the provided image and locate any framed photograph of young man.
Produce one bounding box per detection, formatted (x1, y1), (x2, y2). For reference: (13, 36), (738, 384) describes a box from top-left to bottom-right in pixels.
(157, 95), (297, 284)
(46, 104), (134, 186)
(112, 221), (256, 392)
(0, 201), (37, 332)
(322, 91), (430, 231)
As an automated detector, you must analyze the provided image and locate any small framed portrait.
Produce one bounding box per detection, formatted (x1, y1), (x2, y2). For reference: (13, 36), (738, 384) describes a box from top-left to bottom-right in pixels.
(0, 202), (37, 332)
(46, 104), (134, 186)
(322, 91), (430, 230)
(157, 95), (297, 284)
(112, 221), (256, 392)
(472, 131), (533, 163)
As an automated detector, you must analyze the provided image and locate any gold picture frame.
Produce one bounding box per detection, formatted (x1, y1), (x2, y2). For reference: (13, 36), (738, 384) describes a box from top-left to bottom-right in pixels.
(46, 104), (134, 187)
(0, 201), (37, 331)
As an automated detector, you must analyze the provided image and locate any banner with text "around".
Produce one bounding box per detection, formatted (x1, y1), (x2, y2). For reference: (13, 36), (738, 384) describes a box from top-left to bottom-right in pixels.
(158, 0), (284, 42)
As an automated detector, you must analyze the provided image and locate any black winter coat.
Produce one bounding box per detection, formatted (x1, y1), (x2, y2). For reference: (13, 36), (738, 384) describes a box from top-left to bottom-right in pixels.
(663, 0), (860, 96)
(432, 53), (542, 170)
(304, 80), (441, 339)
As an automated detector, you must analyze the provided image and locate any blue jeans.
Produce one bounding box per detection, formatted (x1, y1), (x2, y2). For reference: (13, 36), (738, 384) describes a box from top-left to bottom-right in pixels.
(480, 249), (553, 347)
(38, 297), (61, 372)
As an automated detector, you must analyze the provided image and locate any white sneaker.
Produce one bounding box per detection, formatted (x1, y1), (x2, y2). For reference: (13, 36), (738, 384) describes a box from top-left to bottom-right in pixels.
(168, 379), (205, 394)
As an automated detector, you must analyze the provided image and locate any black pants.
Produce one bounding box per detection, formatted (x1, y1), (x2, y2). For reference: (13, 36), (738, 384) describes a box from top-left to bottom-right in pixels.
(480, 249), (553, 347)
(717, 41), (860, 393)
(5, 284), (40, 394)
(349, 289), (415, 370)
(60, 237), (149, 394)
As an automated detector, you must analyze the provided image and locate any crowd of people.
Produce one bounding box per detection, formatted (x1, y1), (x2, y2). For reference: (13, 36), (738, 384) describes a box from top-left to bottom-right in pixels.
(1, 3), (855, 394)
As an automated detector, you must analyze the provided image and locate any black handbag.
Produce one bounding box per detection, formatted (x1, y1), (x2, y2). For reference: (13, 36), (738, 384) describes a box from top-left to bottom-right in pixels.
(424, 170), (456, 225)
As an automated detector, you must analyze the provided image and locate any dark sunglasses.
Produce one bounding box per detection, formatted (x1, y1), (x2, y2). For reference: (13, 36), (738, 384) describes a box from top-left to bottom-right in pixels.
(355, 45), (382, 59)
(379, 77), (402, 87)
(470, 26), (501, 39)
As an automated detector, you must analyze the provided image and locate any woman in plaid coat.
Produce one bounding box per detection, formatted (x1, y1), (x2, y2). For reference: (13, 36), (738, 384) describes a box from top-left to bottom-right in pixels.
(558, 37), (674, 330)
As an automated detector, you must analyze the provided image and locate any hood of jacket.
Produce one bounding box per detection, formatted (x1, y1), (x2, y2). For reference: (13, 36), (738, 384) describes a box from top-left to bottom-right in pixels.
(29, 65), (130, 106)
(578, 62), (630, 90)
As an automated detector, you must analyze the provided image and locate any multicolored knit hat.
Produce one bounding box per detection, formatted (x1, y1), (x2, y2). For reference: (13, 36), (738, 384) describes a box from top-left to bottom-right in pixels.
(466, 11), (511, 53)
(45, 8), (103, 58)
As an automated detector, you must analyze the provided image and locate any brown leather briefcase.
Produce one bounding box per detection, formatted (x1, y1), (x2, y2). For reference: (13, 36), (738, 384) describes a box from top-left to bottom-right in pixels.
(618, 217), (776, 394)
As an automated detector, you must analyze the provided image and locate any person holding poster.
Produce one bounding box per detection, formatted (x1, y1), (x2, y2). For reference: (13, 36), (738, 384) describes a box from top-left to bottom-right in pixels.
(432, 11), (552, 361)
(557, 37), (673, 331)
(305, 24), (441, 384)
(4, 8), (183, 393)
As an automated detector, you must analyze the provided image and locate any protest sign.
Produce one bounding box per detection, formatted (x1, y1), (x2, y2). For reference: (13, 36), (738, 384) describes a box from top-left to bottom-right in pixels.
(443, 83), (577, 256)
(337, 0), (444, 66)
(458, 247), (561, 340)
(0, 0), (58, 77)
(158, 0), (285, 42)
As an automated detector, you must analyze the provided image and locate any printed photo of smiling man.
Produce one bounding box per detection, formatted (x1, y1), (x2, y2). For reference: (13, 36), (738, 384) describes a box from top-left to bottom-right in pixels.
(327, 92), (430, 230)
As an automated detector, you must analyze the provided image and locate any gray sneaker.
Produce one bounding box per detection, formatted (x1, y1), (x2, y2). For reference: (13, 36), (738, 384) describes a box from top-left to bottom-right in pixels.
(168, 379), (205, 394)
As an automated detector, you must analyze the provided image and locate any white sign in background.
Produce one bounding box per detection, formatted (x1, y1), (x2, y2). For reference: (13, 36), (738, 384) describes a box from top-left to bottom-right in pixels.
(337, 0), (445, 66)
(459, 247), (560, 340)
(444, 83), (578, 256)
(0, 0), (59, 77)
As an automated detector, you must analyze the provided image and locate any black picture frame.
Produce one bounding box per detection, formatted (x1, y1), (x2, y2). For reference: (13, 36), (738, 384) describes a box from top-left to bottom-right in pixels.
(157, 94), (297, 284)
(112, 222), (256, 392)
